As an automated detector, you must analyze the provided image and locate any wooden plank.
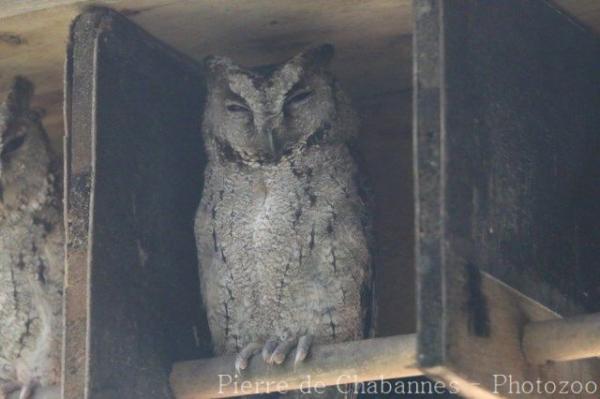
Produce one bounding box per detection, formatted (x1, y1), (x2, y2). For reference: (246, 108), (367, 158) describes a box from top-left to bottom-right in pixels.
(0, 0), (89, 19)
(524, 312), (600, 364)
(553, 0), (600, 32)
(64, 8), (210, 398)
(1, 0), (599, 159)
(414, 0), (600, 397)
(62, 9), (97, 398)
(429, 272), (600, 399)
(6, 386), (59, 399)
(171, 334), (421, 399)
(0, 0), (412, 155)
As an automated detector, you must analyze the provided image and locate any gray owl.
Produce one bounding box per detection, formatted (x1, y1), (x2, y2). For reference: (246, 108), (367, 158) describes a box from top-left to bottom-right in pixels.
(0, 78), (63, 399)
(195, 44), (373, 397)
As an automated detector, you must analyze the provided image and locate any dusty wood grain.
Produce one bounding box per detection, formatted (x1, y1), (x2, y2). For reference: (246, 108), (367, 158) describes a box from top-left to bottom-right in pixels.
(0, 0), (598, 155)
(65, 8), (210, 398)
(414, 0), (600, 397)
(524, 312), (600, 364)
(170, 334), (421, 399)
(0, 0), (412, 155)
(6, 386), (59, 399)
(0, 0), (87, 19)
(435, 272), (600, 399)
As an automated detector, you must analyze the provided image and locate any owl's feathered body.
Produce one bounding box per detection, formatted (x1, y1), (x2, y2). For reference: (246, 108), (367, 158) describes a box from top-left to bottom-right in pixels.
(0, 78), (63, 399)
(195, 45), (373, 382)
(197, 142), (371, 353)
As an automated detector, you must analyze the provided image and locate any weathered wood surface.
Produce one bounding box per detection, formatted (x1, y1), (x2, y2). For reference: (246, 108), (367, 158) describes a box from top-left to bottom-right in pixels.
(414, 0), (600, 397)
(171, 334), (421, 399)
(62, 9), (96, 398)
(64, 8), (210, 398)
(6, 386), (59, 399)
(524, 312), (600, 364)
(0, 0), (112, 19)
(437, 272), (600, 399)
(0, 0), (412, 154)
(1, 0), (599, 153)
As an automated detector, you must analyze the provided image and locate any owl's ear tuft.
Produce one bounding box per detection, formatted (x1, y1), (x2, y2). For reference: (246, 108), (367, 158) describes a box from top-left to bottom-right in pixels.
(5, 76), (34, 116)
(204, 55), (234, 78)
(1, 76), (34, 138)
(296, 44), (335, 69)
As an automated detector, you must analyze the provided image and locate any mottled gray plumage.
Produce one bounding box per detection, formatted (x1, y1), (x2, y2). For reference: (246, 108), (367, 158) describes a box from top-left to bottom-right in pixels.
(195, 45), (373, 396)
(0, 78), (63, 399)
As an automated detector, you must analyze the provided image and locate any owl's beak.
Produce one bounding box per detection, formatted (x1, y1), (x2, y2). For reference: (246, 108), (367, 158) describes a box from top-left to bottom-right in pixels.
(259, 114), (282, 160)
(266, 130), (277, 155)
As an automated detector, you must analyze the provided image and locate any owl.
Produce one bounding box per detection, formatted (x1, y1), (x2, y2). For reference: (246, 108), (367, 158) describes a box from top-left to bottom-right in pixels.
(195, 44), (373, 397)
(0, 77), (63, 399)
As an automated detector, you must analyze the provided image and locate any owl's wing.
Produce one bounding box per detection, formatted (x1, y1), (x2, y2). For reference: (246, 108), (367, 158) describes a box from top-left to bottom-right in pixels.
(348, 143), (378, 339)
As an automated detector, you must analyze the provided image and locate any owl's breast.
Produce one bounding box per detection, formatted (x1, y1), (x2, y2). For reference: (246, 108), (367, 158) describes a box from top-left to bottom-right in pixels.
(206, 152), (363, 280)
(198, 150), (370, 352)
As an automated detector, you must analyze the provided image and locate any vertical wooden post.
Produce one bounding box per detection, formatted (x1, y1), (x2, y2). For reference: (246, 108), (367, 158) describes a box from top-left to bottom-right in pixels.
(64, 8), (211, 398)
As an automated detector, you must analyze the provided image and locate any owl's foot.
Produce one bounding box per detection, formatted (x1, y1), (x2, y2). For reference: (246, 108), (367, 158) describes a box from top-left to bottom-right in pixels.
(293, 334), (313, 365)
(262, 335), (312, 365)
(264, 334), (313, 366)
(17, 380), (36, 399)
(235, 334), (314, 372)
(234, 342), (263, 372)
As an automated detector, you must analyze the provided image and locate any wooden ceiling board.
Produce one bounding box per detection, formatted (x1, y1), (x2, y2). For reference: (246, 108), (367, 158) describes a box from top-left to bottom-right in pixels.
(0, 0), (411, 154)
(0, 0), (598, 155)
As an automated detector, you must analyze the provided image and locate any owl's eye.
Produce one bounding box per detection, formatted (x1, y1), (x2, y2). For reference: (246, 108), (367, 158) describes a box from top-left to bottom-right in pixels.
(226, 103), (250, 113)
(1, 135), (25, 159)
(286, 89), (314, 106)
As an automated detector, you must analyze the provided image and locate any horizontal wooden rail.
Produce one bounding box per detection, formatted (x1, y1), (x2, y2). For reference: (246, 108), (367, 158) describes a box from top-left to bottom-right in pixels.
(523, 311), (600, 364)
(170, 334), (422, 399)
(7, 385), (59, 399)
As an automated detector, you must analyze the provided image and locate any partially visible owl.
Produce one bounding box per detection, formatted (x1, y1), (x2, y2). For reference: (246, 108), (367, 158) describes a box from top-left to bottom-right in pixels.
(195, 44), (373, 397)
(0, 77), (63, 399)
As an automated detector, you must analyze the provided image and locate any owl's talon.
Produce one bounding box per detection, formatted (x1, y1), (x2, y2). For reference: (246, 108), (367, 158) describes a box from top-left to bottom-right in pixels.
(235, 342), (262, 372)
(18, 379), (37, 399)
(262, 338), (278, 364)
(294, 334), (313, 365)
(270, 336), (296, 365)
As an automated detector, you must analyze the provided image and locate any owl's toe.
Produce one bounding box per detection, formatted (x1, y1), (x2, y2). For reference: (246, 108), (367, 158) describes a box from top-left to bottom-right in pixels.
(270, 336), (296, 365)
(294, 334), (313, 365)
(17, 379), (38, 399)
(235, 342), (262, 372)
(262, 338), (279, 364)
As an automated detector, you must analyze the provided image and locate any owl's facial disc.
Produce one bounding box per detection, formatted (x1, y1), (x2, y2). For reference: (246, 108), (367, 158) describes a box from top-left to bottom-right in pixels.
(204, 45), (337, 165)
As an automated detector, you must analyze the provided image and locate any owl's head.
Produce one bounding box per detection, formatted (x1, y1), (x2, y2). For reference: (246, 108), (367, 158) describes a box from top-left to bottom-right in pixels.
(0, 77), (53, 212)
(202, 44), (357, 164)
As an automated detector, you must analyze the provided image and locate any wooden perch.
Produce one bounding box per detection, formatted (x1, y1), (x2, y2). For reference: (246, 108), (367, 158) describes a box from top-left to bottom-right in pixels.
(170, 334), (422, 399)
(7, 386), (59, 399)
(523, 311), (600, 364)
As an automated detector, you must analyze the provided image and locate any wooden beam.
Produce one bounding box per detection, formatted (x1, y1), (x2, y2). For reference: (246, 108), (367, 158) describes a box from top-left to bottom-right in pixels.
(7, 386), (59, 399)
(422, 272), (600, 399)
(0, 0), (120, 19)
(524, 312), (600, 364)
(0, 0), (81, 19)
(170, 334), (422, 399)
